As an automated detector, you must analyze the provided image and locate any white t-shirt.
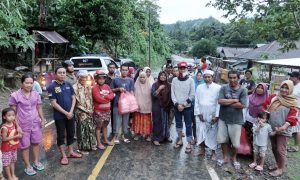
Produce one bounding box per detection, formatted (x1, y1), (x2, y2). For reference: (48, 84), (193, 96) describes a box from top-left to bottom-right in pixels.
(252, 123), (272, 146)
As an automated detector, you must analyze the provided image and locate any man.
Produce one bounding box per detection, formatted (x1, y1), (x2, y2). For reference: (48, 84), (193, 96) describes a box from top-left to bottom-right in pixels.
(171, 61), (195, 153)
(165, 63), (173, 79)
(217, 70), (247, 169)
(194, 70), (221, 160)
(288, 71), (300, 152)
(168, 66), (179, 83)
(111, 64), (134, 144)
(239, 69), (255, 95)
(105, 63), (117, 133)
(62, 60), (77, 85)
(47, 66), (82, 165)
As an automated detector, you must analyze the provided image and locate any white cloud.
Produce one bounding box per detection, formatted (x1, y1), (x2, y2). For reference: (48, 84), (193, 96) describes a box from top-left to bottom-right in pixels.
(157, 0), (229, 24)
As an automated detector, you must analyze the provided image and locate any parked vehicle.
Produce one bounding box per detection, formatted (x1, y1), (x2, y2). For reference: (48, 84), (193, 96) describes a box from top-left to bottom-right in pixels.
(114, 58), (137, 69)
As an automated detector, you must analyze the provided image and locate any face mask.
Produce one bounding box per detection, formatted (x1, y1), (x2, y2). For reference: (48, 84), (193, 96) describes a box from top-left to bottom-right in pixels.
(182, 72), (188, 77)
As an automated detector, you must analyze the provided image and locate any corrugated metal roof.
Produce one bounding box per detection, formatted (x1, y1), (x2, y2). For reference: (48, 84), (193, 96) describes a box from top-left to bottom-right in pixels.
(255, 58), (300, 67)
(36, 31), (69, 44)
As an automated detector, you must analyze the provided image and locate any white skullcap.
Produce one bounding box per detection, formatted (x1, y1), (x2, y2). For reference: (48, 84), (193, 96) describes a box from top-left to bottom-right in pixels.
(77, 70), (89, 77)
(203, 70), (214, 76)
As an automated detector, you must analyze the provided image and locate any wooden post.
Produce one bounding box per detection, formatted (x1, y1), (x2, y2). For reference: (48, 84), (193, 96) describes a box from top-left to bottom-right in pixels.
(269, 65), (273, 83)
(32, 47), (35, 72)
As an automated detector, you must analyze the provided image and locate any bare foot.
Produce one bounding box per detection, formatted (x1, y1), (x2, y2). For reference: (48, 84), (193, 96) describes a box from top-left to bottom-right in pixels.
(211, 153), (217, 161)
(269, 169), (283, 177)
(12, 175), (18, 180)
(198, 148), (205, 156)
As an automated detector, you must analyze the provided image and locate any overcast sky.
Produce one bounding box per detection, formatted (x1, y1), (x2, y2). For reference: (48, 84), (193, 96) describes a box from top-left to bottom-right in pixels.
(157, 0), (229, 24)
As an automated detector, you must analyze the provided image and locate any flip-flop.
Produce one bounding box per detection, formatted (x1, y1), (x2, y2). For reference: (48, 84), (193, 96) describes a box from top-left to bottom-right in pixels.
(269, 170), (283, 177)
(233, 161), (241, 170)
(217, 159), (228, 167)
(68, 152), (82, 158)
(185, 146), (192, 154)
(174, 142), (183, 148)
(153, 141), (161, 146)
(249, 162), (257, 169)
(60, 157), (69, 165)
(287, 146), (299, 152)
(123, 138), (131, 143)
(255, 165), (263, 171)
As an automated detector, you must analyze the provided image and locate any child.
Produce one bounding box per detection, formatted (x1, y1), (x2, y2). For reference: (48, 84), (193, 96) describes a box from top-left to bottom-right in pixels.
(1, 108), (21, 180)
(249, 112), (275, 171)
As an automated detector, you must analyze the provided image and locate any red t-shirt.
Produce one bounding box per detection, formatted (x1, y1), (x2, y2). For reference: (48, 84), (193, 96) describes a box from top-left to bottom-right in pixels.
(1, 123), (19, 152)
(92, 84), (114, 112)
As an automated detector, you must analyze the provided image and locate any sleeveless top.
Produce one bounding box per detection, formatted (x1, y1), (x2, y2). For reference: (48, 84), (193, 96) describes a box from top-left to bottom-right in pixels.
(1, 123), (19, 152)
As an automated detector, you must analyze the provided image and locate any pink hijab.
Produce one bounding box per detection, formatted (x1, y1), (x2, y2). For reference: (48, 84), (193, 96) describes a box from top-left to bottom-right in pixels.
(248, 83), (269, 117)
(134, 72), (152, 113)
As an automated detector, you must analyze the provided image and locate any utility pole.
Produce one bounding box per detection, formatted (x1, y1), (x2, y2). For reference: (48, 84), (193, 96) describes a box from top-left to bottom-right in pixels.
(148, 7), (151, 68)
(39, 0), (47, 27)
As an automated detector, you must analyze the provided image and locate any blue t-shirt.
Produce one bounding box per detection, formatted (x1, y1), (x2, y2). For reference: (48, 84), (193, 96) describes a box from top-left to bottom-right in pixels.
(47, 80), (74, 120)
(110, 77), (134, 107)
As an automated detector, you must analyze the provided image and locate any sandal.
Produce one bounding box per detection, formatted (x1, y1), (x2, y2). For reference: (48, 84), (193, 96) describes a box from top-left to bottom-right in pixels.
(174, 138), (183, 149)
(146, 137), (152, 142)
(233, 161), (241, 170)
(114, 139), (120, 145)
(185, 146), (192, 154)
(153, 141), (161, 146)
(32, 162), (45, 171)
(255, 165), (263, 171)
(68, 152), (82, 158)
(249, 162), (257, 169)
(133, 136), (140, 141)
(287, 146), (299, 152)
(24, 166), (37, 176)
(217, 159), (228, 167)
(97, 144), (106, 150)
(190, 139), (197, 145)
(123, 138), (131, 143)
(103, 141), (114, 146)
(60, 157), (69, 165)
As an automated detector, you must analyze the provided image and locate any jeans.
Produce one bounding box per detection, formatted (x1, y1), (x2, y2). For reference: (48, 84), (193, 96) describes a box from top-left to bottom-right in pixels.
(174, 106), (193, 143)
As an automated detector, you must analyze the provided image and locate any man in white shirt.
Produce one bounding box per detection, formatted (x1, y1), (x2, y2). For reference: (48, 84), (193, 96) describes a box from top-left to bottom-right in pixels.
(288, 71), (300, 152)
(194, 70), (221, 160)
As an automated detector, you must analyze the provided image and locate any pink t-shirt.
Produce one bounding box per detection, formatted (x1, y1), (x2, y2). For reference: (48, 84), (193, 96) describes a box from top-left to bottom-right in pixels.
(8, 89), (42, 131)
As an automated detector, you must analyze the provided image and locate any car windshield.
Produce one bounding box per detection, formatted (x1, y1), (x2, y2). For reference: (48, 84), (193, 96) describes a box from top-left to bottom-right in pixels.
(72, 58), (102, 68)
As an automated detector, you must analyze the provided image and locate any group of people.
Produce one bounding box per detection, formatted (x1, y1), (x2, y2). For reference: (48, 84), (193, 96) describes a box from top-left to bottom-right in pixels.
(0, 58), (299, 179)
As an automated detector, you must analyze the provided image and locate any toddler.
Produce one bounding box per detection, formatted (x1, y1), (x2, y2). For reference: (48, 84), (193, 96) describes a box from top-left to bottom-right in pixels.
(249, 111), (275, 171)
(1, 108), (21, 180)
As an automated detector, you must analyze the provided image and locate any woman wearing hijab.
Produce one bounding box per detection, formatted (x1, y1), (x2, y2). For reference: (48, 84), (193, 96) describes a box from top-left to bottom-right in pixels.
(143, 67), (155, 86)
(132, 72), (152, 141)
(193, 71), (205, 89)
(263, 80), (299, 177)
(73, 70), (96, 154)
(244, 83), (269, 143)
(151, 71), (173, 146)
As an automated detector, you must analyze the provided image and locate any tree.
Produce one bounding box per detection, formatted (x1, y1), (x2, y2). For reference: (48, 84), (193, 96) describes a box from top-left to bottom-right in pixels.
(0, 0), (34, 50)
(190, 39), (217, 58)
(207, 0), (300, 50)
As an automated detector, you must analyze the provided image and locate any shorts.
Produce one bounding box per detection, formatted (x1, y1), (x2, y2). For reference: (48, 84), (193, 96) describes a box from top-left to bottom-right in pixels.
(20, 123), (43, 149)
(2, 150), (17, 167)
(94, 111), (111, 128)
(253, 145), (267, 157)
(217, 119), (242, 148)
(291, 122), (300, 133)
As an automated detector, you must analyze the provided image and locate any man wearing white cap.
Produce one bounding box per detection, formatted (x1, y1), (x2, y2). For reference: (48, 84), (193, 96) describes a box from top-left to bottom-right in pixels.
(194, 70), (221, 160)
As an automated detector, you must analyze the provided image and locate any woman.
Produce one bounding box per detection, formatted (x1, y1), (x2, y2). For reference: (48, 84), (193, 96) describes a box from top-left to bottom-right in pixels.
(245, 83), (269, 143)
(192, 71), (205, 144)
(92, 70), (115, 148)
(132, 72), (152, 141)
(73, 70), (96, 153)
(143, 67), (155, 86)
(263, 80), (299, 177)
(8, 73), (45, 176)
(151, 71), (173, 146)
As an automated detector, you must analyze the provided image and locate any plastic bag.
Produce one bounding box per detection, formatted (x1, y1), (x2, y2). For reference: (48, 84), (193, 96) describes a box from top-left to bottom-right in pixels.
(118, 92), (138, 114)
(237, 126), (252, 155)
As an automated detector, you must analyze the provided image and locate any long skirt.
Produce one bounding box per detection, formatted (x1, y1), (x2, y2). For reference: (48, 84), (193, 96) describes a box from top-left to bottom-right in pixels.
(152, 108), (170, 142)
(132, 112), (152, 136)
(75, 112), (96, 151)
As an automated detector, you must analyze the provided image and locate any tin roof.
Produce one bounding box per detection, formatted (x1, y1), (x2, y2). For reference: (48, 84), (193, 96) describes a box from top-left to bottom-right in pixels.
(34, 31), (69, 44)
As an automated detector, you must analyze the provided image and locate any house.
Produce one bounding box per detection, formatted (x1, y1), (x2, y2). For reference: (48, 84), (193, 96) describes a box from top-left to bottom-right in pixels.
(217, 47), (253, 60)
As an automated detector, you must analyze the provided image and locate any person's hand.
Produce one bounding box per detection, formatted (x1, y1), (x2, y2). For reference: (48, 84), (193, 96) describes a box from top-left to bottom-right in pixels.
(159, 85), (165, 90)
(119, 87), (126, 92)
(40, 119), (46, 128)
(178, 105), (184, 112)
(16, 133), (22, 138)
(234, 99), (239, 103)
(212, 117), (219, 124)
(275, 126), (287, 133)
(66, 112), (74, 120)
(17, 127), (23, 135)
(199, 114), (205, 122)
(259, 121), (265, 127)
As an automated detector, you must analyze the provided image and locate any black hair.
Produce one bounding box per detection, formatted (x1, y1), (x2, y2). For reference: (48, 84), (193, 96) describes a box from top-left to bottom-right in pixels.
(120, 64), (129, 70)
(245, 69), (252, 75)
(107, 63), (116, 68)
(228, 70), (240, 79)
(21, 73), (34, 83)
(257, 112), (270, 121)
(2, 107), (15, 125)
(54, 66), (65, 74)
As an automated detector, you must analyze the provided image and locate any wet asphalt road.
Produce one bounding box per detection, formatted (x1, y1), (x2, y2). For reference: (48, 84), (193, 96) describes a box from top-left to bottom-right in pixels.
(13, 97), (217, 180)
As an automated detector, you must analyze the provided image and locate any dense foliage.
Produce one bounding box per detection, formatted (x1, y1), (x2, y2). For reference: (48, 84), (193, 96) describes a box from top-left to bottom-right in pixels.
(1, 0), (171, 68)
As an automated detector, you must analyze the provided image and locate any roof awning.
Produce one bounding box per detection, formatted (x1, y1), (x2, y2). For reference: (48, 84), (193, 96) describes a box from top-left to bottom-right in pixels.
(33, 31), (69, 44)
(255, 58), (300, 67)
